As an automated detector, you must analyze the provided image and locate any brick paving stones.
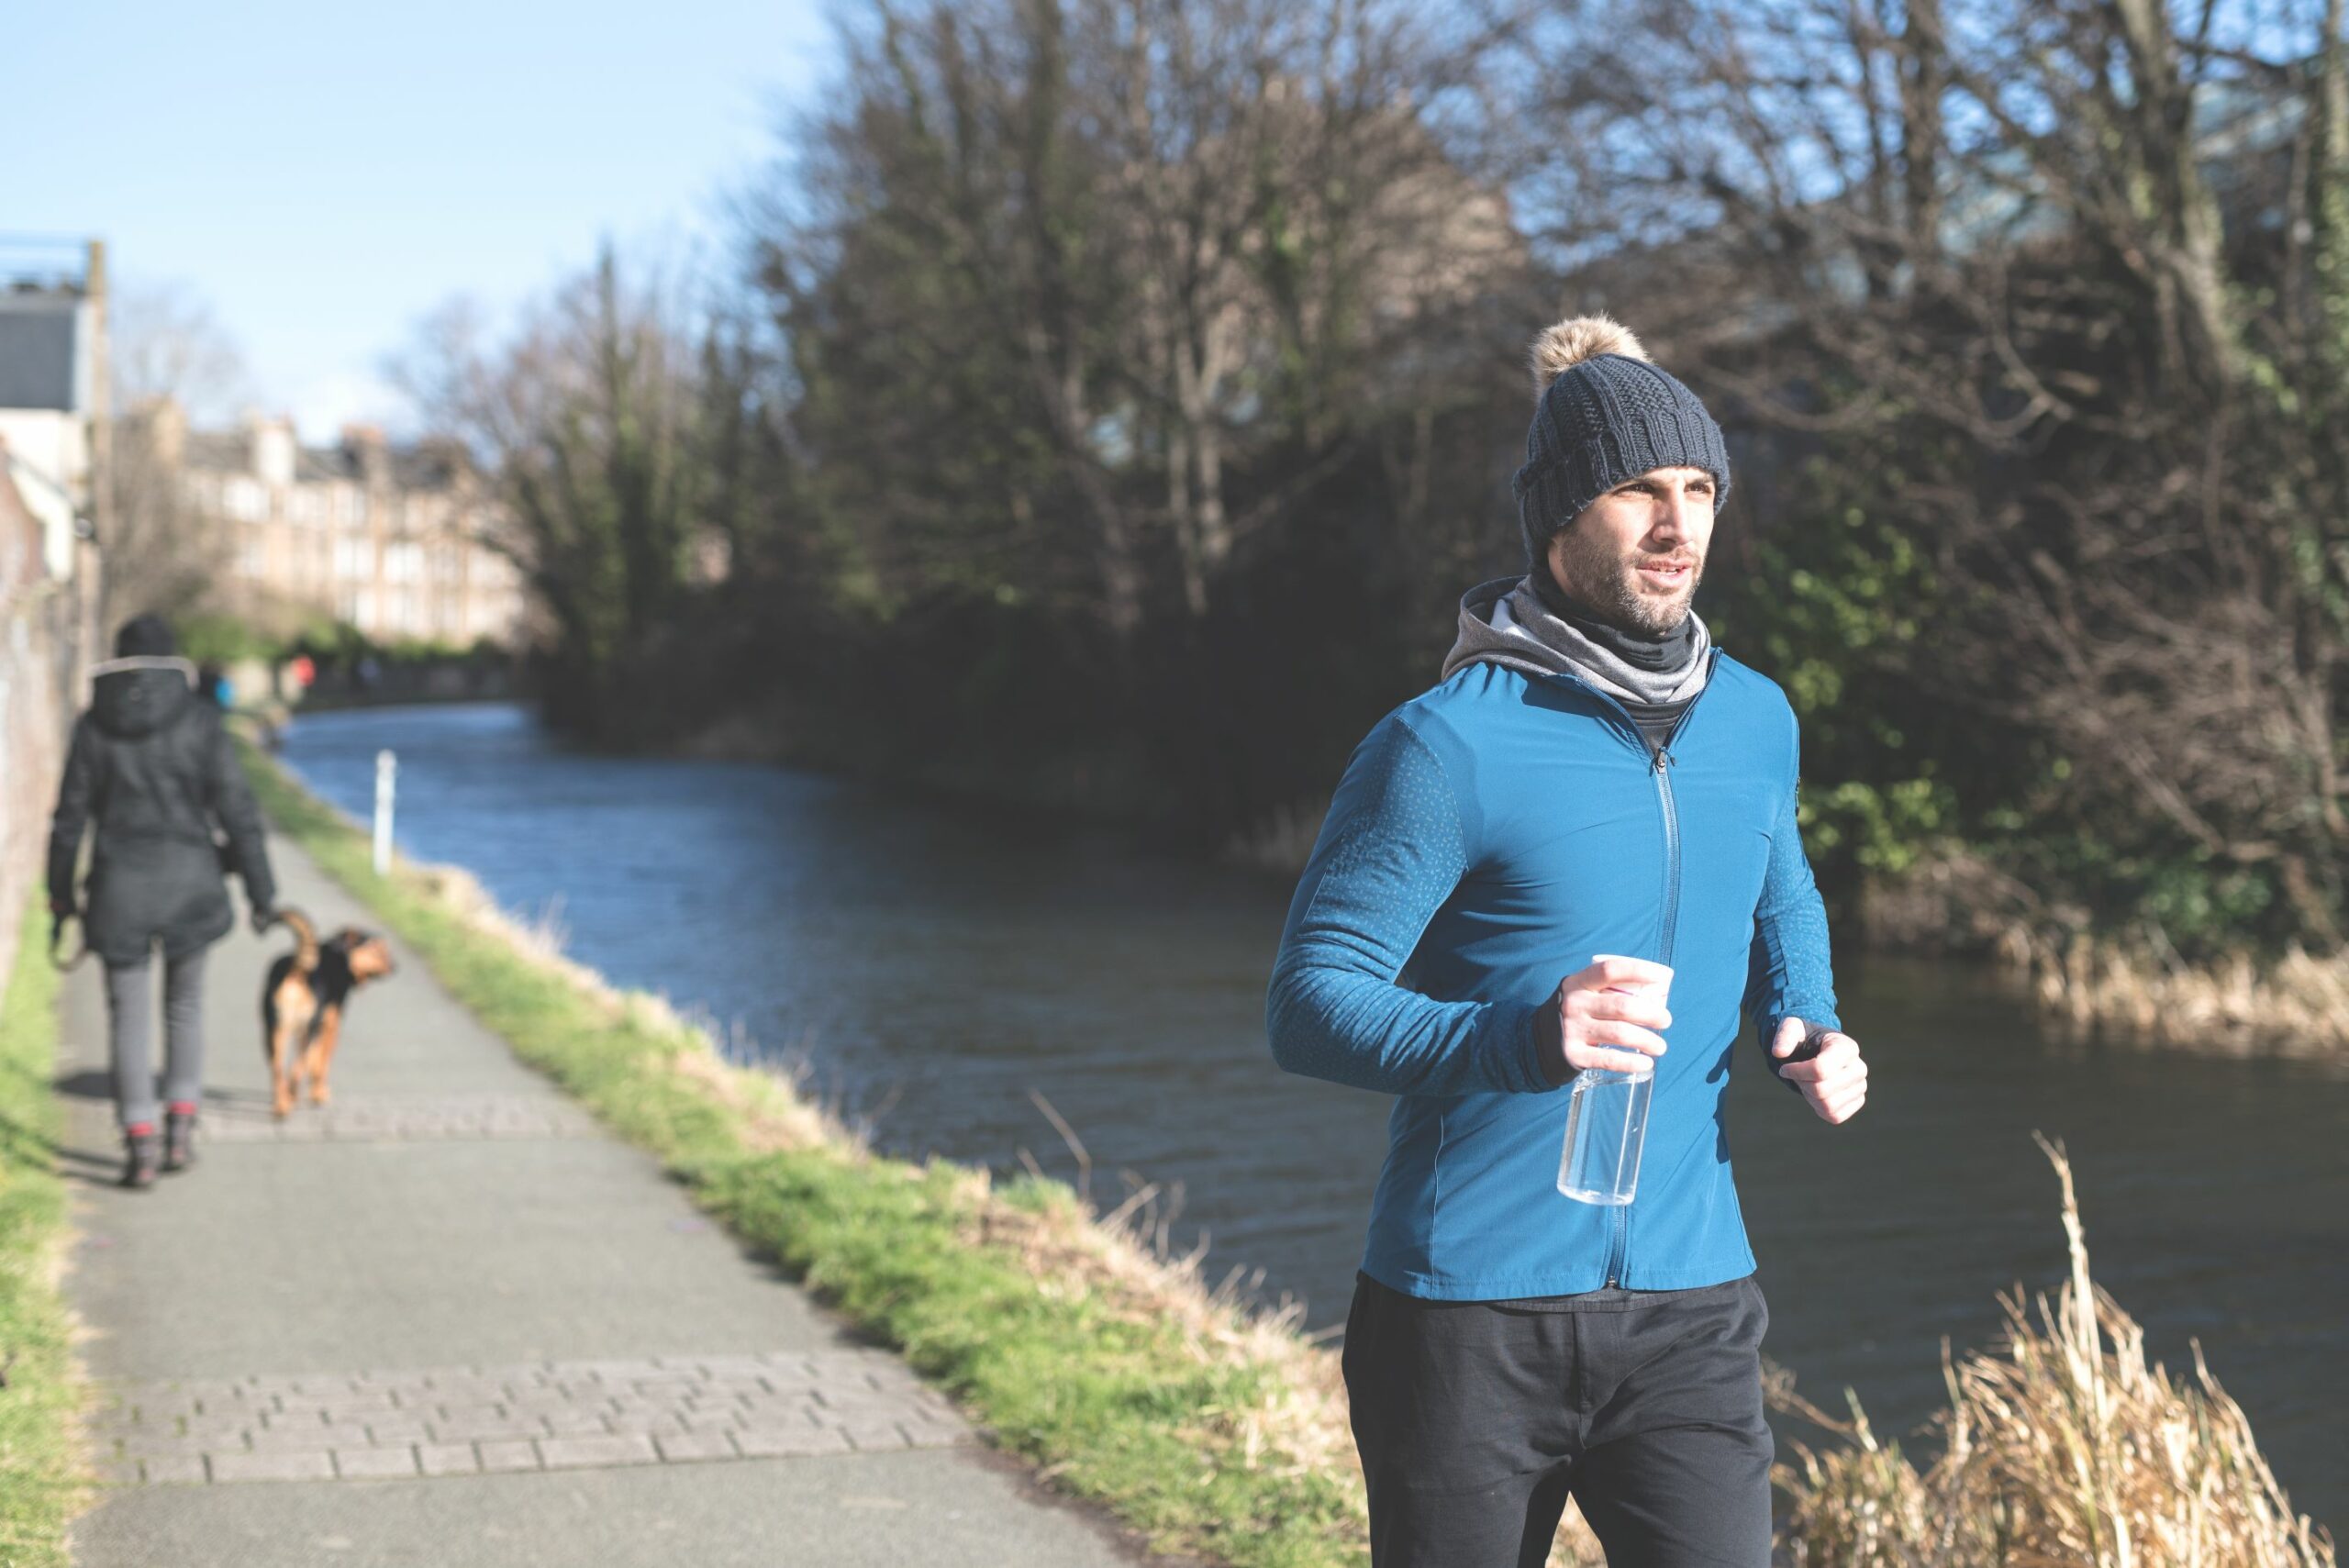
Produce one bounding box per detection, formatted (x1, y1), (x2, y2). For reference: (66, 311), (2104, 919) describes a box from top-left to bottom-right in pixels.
(195, 1094), (600, 1143)
(84, 1348), (974, 1485)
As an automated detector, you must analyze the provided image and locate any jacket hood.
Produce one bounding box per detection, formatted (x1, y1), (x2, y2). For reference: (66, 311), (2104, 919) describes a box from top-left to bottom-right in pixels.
(1442, 576), (1570, 683)
(90, 657), (199, 740)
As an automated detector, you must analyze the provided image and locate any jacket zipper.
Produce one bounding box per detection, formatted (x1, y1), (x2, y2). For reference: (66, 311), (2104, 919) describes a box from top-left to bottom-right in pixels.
(1653, 746), (1682, 970)
(1545, 651), (1717, 1289)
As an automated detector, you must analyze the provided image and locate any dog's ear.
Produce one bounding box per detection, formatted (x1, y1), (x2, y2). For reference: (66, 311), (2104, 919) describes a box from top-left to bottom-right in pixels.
(350, 937), (397, 982)
(328, 927), (364, 951)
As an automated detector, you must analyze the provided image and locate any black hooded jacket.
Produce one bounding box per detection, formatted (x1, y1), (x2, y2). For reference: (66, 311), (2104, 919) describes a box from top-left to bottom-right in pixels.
(46, 658), (277, 964)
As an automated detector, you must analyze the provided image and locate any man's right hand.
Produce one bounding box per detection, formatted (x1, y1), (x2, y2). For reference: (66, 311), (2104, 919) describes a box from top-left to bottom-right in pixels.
(1531, 955), (1673, 1086)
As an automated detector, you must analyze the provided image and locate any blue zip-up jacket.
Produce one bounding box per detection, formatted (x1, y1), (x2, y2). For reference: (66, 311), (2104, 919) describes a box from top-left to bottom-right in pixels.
(1264, 650), (1840, 1298)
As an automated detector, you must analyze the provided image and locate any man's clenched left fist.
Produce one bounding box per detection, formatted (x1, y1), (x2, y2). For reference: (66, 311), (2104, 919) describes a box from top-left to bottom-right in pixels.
(1770, 1018), (1868, 1125)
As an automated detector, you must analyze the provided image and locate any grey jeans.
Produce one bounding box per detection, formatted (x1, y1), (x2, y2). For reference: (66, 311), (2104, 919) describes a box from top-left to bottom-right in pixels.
(103, 947), (208, 1130)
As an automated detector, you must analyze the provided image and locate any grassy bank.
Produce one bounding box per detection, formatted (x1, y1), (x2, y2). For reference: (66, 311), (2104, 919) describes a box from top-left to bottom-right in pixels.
(0, 901), (87, 1567)
(1868, 847), (2349, 1060)
(239, 734), (2332, 1566)
(2009, 929), (2349, 1059)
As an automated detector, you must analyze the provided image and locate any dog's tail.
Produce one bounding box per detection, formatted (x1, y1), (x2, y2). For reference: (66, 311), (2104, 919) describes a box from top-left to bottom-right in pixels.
(278, 907), (320, 974)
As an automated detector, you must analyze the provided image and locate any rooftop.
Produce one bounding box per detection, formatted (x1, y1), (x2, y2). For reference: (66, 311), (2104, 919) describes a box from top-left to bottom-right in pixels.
(0, 286), (94, 414)
(180, 425), (470, 492)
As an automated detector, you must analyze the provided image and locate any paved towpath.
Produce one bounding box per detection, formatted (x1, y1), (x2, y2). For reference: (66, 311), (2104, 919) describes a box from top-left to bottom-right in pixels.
(57, 827), (1165, 1566)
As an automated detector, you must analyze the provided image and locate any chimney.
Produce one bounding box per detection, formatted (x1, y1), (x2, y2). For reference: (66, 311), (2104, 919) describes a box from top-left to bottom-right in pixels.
(246, 411), (295, 487)
(124, 394), (187, 469)
(341, 422), (389, 484)
(139, 395), (187, 470)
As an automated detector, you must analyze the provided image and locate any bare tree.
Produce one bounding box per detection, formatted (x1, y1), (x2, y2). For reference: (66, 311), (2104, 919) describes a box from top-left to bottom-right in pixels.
(109, 282), (250, 420)
(97, 282), (251, 627)
(1074, 0), (1523, 612)
(759, 0), (1526, 634)
(393, 248), (720, 714)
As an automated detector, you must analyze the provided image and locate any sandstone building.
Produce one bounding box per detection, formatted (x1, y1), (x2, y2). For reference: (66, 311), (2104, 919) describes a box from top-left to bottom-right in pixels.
(146, 401), (526, 646)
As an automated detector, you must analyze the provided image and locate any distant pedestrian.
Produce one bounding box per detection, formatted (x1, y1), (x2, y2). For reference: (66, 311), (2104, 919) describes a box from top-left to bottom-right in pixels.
(1267, 315), (1870, 1566)
(47, 614), (279, 1187)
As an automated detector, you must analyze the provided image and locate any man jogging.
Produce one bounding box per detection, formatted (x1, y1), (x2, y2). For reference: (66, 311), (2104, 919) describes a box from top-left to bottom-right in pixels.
(1266, 314), (1868, 1566)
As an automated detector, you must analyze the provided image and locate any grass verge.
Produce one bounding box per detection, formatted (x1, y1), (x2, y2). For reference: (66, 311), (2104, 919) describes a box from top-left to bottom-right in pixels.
(0, 899), (86, 1567)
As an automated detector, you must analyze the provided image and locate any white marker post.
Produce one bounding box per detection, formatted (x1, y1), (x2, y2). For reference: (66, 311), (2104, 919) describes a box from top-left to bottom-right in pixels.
(373, 749), (396, 876)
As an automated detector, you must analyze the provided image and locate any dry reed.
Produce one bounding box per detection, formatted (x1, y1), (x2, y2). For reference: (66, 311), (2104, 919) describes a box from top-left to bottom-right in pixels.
(2011, 929), (2349, 1058)
(1773, 1134), (2335, 1567)
(1867, 846), (2349, 1058)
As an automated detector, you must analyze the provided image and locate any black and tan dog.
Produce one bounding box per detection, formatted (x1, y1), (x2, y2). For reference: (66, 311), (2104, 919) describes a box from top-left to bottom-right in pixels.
(262, 908), (396, 1118)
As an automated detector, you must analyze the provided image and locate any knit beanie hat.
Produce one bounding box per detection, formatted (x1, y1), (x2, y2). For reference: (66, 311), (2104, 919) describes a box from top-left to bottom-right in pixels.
(1511, 314), (1731, 567)
(113, 613), (177, 659)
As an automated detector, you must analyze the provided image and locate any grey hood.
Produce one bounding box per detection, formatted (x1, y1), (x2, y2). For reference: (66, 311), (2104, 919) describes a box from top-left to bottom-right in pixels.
(1440, 575), (1712, 709)
(90, 657), (199, 740)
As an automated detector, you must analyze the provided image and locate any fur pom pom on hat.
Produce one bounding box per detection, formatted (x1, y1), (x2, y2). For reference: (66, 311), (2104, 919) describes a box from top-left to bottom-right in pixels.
(1512, 312), (1730, 566)
(1527, 314), (1650, 395)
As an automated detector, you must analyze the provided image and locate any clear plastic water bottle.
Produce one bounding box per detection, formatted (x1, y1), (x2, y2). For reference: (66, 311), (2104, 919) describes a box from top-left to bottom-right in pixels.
(1556, 1058), (1654, 1205)
(1556, 954), (1669, 1206)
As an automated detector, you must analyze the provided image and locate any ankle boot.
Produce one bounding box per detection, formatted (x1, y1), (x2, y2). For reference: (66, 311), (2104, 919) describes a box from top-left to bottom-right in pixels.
(162, 1108), (197, 1173)
(120, 1128), (160, 1190)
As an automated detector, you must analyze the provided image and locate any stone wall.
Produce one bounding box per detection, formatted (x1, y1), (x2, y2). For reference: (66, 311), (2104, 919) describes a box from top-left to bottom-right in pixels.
(0, 463), (95, 984)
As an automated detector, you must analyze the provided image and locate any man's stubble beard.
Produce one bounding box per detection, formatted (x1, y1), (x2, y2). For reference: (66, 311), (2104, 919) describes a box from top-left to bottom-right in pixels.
(1553, 526), (1705, 638)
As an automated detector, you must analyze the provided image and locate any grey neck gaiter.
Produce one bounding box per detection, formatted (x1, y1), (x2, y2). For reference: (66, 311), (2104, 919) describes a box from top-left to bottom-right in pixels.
(1441, 575), (1712, 707)
(1527, 558), (1695, 674)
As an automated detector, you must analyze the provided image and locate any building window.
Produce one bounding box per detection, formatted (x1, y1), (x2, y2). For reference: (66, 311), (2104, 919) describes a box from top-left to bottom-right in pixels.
(225, 477), (266, 522)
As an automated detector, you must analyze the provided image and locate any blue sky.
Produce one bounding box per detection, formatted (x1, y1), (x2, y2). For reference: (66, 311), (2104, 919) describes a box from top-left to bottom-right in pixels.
(5, 0), (834, 440)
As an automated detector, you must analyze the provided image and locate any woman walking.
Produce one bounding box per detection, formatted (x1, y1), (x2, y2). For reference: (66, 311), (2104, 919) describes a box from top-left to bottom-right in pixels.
(46, 614), (277, 1186)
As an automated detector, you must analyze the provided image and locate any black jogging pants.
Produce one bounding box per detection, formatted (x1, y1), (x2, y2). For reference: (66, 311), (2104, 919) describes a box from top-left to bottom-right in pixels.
(1341, 1269), (1775, 1568)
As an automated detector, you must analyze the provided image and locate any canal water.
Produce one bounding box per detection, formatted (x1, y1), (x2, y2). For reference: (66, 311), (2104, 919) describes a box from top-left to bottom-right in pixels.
(281, 701), (2347, 1527)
